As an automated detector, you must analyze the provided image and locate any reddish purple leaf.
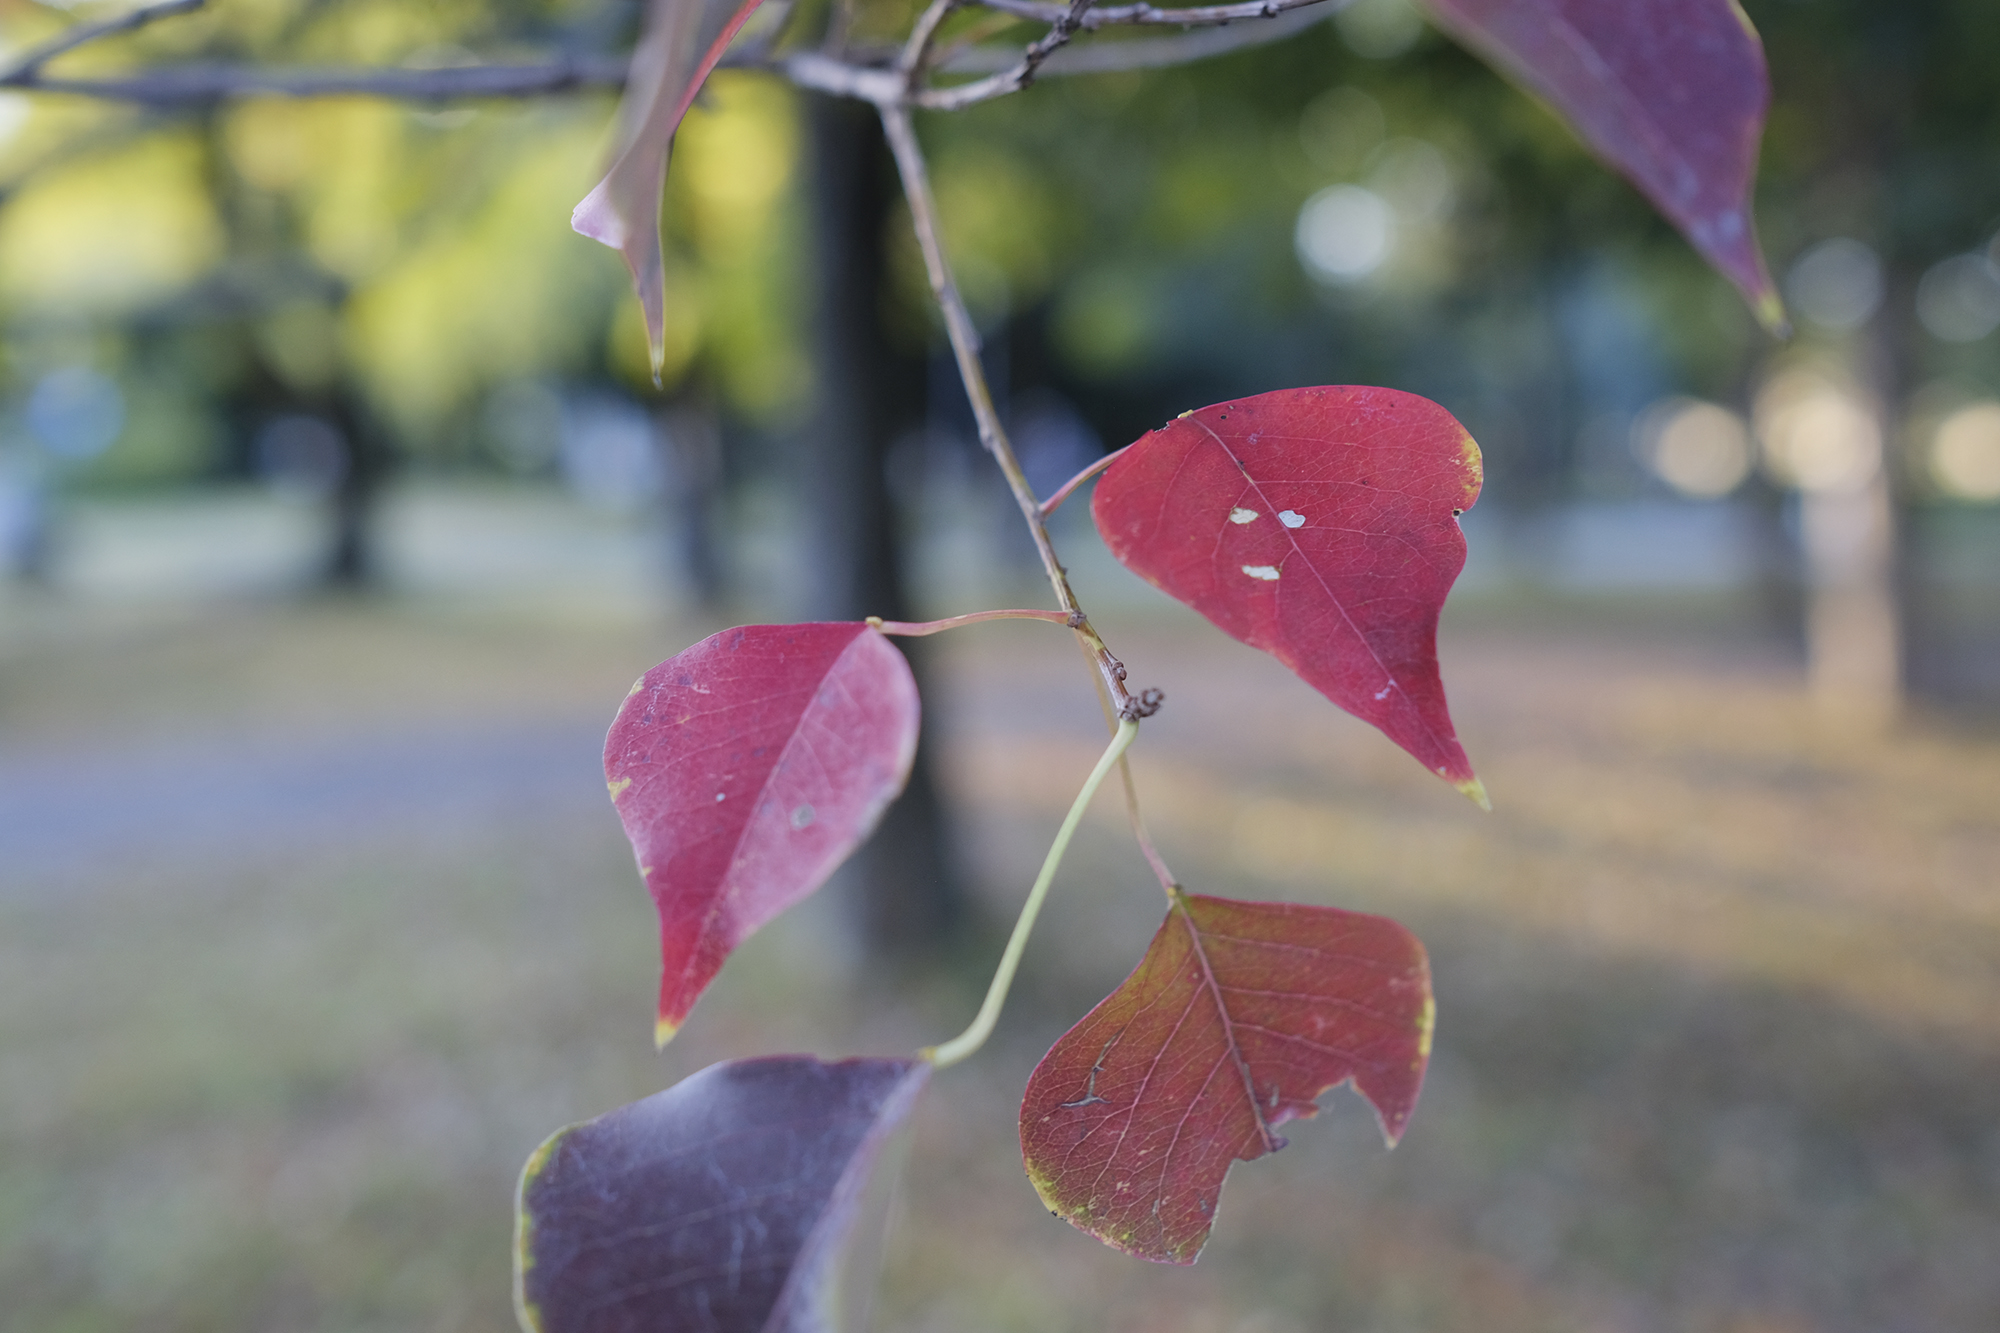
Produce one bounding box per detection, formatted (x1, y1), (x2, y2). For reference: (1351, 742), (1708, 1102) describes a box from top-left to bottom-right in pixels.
(1020, 892), (1432, 1265)
(1091, 386), (1485, 802)
(1423, 0), (1784, 329)
(516, 1055), (929, 1333)
(607, 623), (919, 1044)
(574, 0), (766, 375)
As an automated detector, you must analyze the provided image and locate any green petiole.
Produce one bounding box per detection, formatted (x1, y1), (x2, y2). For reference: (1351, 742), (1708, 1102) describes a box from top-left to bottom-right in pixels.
(924, 717), (1139, 1071)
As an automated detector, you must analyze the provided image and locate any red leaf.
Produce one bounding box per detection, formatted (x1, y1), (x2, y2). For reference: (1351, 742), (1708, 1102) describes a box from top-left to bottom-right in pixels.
(606, 623), (919, 1044)
(1423, 0), (1784, 329)
(573, 0), (766, 376)
(1020, 893), (1432, 1265)
(1091, 386), (1486, 801)
(517, 1055), (929, 1333)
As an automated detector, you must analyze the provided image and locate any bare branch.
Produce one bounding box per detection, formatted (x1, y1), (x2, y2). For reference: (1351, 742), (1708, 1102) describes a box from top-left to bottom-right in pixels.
(944, 4), (1329, 76)
(0, 0), (207, 85)
(913, 0), (1096, 110)
(780, 51), (903, 103)
(3, 54), (628, 106)
(972, 0), (1340, 29)
(897, 0), (963, 80)
(0, 0), (1336, 112)
(877, 100), (1141, 717)
(972, 0), (1336, 28)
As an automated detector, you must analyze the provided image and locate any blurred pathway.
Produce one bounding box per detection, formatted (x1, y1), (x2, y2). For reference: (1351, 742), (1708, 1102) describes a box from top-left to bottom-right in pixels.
(0, 717), (613, 890)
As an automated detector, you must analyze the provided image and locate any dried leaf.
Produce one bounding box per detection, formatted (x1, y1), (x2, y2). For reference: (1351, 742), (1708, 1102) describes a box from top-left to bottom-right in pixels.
(1091, 386), (1485, 802)
(1021, 892), (1432, 1264)
(516, 1055), (929, 1333)
(1421, 0), (1784, 329)
(573, 0), (767, 375)
(607, 623), (919, 1044)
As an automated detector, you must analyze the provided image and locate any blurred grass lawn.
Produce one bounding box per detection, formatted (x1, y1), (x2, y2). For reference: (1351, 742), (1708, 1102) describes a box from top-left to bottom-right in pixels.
(2, 592), (1997, 1333)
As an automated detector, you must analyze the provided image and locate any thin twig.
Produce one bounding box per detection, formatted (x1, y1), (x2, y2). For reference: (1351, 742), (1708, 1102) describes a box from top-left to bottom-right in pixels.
(5, 55), (629, 105)
(945, 4), (1332, 77)
(1070, 626), (1183, 896)
(782, 51), (902, 102)
(973, 0), (1339, 29)
(0, 0), (207, 85)
(914, 0), (1096, 111)
(1040, 445), (1126, 517)
(897, 0), (963, 81)
(0, 0), (1331, 112)
(878, 99), (1151, 720)
(868, 608), (1074, 635)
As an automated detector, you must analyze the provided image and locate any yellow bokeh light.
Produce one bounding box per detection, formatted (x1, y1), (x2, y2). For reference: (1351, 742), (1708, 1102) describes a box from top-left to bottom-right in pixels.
(1635, 398), (1752, 498)
(1930, 401), (2000, 501)
(1753, 369), (1881, 494)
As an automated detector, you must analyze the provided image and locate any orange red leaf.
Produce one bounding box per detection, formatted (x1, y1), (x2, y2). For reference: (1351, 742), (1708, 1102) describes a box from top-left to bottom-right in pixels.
(1021, 892), (1433, 1264)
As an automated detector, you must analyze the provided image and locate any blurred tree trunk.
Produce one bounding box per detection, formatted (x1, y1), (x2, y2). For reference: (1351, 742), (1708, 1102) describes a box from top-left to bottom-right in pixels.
(659, 396), (726, 611)
(321, 378), (386, 588)
(201, 110), (386, 590)
(803, 93), (966, 954)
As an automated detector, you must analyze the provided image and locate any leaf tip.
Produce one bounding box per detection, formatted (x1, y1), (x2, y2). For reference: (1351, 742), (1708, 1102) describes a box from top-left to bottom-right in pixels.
(1755, 288), (1793, 340)
(1456, 775), (1492, 811)
(654, 1014), (681, 1049)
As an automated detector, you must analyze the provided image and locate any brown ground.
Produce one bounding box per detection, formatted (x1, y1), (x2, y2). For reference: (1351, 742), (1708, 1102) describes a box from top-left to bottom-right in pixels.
(2, 591), (1995, 1333)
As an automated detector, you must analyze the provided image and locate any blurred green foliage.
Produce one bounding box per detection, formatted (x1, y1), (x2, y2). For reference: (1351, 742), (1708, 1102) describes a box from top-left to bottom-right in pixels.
(0, 0), (1997, 502)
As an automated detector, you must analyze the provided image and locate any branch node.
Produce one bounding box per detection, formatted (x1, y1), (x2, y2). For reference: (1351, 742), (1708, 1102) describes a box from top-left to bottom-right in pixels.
(1121, 687), (1165, 720)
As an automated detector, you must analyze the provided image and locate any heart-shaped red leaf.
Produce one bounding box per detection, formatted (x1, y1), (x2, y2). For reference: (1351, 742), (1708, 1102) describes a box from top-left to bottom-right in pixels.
(1020, 892), (1432, 1265)
(517, 1055), (929, 1333)
(1091, 386), (1484, 800)
(607, 623), (919, 1043)
(574, 0), (767, 375)
(1423, 0), (1783, 329)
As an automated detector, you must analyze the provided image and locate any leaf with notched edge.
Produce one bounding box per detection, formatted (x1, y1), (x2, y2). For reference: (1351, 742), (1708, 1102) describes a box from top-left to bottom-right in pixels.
(573, 0), (766, 376)
(1020, 893), (1432, 1265)
(516, 1056), (929, 1333)
(607, 623), (919, 1045)
(1420, 0), (1783, 329)
(1091, 386), (1485, 802)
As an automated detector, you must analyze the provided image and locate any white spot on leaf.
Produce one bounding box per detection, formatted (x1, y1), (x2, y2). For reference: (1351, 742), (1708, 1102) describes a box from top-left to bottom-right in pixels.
(715, 792), (726, 802)
(790, 804), (815, 830)
(1241, 564), (1281, 581)
(1279, 509), (1306, 528)
(1229, 507), (1259, 524)
(1374, 683), (1393, 700)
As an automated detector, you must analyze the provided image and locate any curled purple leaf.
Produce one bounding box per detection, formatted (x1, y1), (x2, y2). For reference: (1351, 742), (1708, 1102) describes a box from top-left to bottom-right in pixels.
(1422, 0), (1784, 329)
(575, 0), (767, 377)
(516, 1055), (929, 1333)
